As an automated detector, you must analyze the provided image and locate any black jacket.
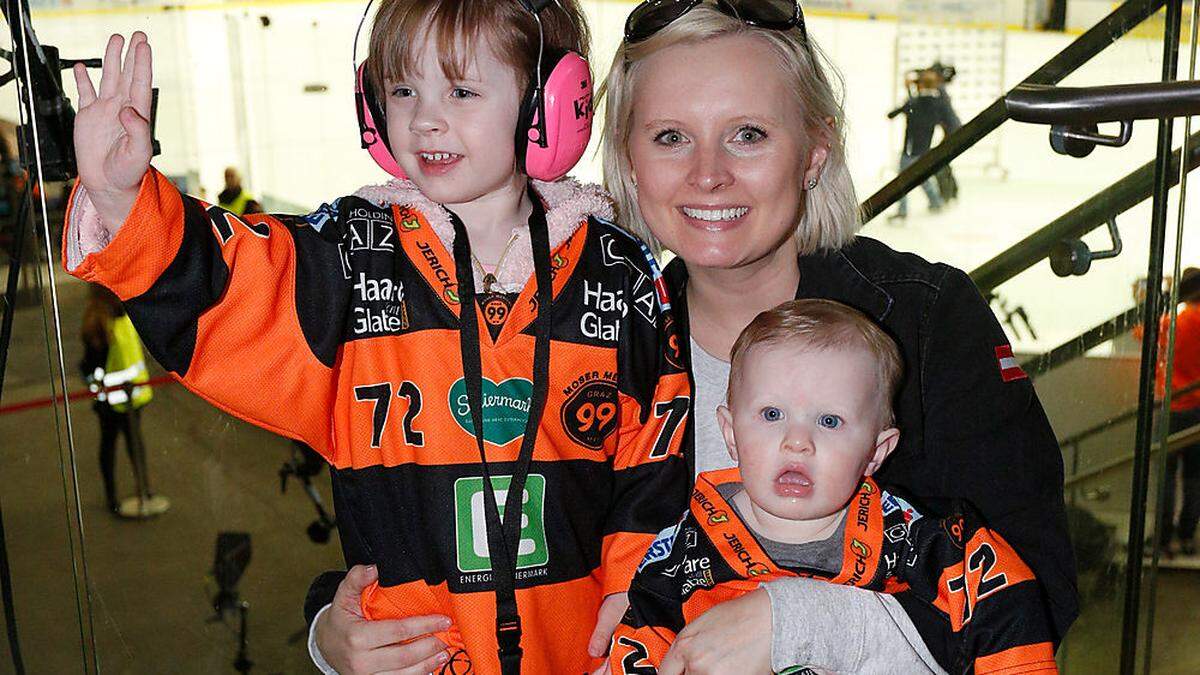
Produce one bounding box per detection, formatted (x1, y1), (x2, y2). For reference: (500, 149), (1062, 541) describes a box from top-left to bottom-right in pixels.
(663, 236), (1077, 653)
(307, 235), (1079, 653)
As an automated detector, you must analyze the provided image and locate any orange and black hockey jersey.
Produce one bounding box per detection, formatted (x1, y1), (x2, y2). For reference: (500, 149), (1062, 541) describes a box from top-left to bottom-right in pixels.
(611, 468), (1058, 675)
(63, 169), (691, 674)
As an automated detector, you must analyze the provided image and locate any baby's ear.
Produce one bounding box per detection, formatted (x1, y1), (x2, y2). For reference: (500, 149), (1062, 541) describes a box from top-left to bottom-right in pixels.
(864, 427), (900, 477)
(716, 405), (738, 463)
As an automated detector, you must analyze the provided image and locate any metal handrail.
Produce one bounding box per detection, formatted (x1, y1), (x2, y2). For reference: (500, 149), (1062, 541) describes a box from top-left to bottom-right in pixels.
(971, 129), (1200, 295)
(1020, 305), (1144, 378)
(860, 0), (1167, 222)
(1006, 81), (1200, 125)
(1063, 418), (1200, 488)
(1058, 381), (1200, 450)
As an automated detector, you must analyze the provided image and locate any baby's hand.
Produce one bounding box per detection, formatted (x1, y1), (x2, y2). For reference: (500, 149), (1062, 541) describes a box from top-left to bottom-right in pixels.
(73, 32), (154, 235)
(587, 591), (629, 675)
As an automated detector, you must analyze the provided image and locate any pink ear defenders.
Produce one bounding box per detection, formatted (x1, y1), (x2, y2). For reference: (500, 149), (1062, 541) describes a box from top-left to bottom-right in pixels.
(352, 0), (594, 182)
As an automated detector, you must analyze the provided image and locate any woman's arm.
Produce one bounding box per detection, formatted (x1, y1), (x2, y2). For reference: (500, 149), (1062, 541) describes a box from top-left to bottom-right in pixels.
(916, 268), (1077, 641)
(308, 565), (450, 675)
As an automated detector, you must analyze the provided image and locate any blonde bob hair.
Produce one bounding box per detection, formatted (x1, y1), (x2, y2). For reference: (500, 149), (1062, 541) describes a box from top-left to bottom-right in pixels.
(599, 4), (860, 255)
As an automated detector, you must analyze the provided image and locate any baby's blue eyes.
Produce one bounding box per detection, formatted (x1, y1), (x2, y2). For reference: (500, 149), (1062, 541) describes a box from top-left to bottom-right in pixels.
(818, 414), (843, 429)
(390, 86), (415, 98)
(757, 408), (843, 429)
(451, 87), (478, 99)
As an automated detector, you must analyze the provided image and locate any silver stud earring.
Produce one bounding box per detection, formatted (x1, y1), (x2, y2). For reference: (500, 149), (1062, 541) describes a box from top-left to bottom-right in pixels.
(807, 178), (818, 190)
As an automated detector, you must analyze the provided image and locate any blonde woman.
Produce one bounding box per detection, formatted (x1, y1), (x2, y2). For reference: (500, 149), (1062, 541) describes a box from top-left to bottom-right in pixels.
(312, 2), (1076, 673)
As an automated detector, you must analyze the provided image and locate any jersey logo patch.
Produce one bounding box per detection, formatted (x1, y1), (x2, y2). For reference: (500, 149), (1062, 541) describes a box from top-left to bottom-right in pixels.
(639, 516), (685, 572)
(302, 199), (339, 231)
(453, 474), (549, 575)
(561, 373), (618, 450)
(449, 377), (532, 446)
(598, 233), (660, 325)
(881, 492), (922, 525)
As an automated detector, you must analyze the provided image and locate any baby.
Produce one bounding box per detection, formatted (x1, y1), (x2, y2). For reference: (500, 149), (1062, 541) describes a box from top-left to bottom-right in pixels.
(610, 299), (1059, 675)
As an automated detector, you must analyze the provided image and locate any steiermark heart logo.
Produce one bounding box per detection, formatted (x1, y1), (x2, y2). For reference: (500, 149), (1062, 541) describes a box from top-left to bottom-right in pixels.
(449, 377), (533, 446)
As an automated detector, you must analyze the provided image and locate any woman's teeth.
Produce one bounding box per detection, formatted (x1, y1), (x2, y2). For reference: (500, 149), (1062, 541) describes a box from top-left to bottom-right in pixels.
(682, 206), (749, 222)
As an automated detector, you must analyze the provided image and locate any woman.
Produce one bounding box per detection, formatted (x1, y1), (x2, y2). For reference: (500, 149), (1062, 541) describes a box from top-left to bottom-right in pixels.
(311, 2), (1077, 672)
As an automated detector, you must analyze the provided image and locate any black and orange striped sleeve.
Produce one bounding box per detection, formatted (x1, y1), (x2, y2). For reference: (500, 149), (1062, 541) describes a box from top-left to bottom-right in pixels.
(893, 503), (1059, 674)
(602, 228), (692, 598)
(62, 168), (350, 462)
(609, 619), (673, 674)
(608, 512), (691, 675)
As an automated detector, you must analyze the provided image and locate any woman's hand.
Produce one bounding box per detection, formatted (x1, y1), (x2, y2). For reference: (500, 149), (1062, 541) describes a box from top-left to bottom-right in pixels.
(314, 564), (451, 675)
(72, 32), (154, 235)
(587, 591), (629, 675)
(658, 588), (772, 675)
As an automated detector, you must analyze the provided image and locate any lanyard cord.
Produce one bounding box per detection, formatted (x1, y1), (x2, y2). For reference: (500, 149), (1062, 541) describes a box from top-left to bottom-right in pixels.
(449, 189), (554, 675)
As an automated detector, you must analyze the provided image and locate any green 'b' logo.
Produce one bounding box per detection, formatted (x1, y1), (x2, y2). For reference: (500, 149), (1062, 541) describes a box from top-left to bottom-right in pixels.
(454, 474), (548, 573)
(449, 377), (532, 446)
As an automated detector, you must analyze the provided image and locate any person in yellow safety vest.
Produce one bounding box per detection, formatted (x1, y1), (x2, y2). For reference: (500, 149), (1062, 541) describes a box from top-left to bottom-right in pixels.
(80, 285), (169, 518)
(217, 166), (256, 215)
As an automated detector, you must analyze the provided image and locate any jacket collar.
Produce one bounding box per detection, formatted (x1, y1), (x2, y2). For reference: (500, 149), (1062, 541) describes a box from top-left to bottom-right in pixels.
(663, 242), (894, 324)
(353, 177), (613, 293)
(794, 245), (894, 323)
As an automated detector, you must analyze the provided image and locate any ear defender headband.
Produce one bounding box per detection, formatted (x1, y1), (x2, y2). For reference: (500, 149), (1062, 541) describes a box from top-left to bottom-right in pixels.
(353, 0), (594, 182)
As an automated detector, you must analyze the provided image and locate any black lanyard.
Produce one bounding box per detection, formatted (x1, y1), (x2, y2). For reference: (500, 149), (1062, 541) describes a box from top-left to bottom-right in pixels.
(449, 192), (553, 675)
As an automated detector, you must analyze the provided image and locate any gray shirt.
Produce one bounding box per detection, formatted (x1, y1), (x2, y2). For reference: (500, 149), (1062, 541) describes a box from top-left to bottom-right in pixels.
(719, 480), (847, 574)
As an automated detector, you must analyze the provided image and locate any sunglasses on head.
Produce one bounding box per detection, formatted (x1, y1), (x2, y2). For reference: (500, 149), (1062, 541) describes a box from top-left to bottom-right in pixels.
(624, 0), (806, 44)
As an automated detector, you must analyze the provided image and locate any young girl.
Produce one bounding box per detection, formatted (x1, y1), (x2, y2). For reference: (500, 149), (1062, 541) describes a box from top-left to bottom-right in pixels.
(65, 1), (690, 672)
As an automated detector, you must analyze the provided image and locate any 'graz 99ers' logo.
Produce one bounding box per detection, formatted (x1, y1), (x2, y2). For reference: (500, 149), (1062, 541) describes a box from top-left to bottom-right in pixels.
(561, 371), (618, 450)
(481, 295), (511, 329)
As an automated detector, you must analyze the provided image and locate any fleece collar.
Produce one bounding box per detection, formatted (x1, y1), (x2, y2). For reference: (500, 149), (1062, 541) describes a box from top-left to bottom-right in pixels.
(354, 178), (613, 293)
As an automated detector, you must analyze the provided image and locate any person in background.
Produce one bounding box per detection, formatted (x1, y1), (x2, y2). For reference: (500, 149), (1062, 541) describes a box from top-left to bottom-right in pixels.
(217, 166), (256, 215)
(887, 65), (961, 222)
(79, 284), (169, 518)
(1152, 267), (1200, 557)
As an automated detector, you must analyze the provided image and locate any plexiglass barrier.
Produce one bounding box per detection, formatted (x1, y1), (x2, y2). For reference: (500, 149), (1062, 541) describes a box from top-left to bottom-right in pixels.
(0, 1), (1196, 672)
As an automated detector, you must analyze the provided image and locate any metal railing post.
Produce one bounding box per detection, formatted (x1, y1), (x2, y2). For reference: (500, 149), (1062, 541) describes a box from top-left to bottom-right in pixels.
(1121, 3), (1183, 671)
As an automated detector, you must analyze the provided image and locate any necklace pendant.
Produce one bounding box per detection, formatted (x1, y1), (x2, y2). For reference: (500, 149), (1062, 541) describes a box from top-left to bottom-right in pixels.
(482, 273), (498, 294)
